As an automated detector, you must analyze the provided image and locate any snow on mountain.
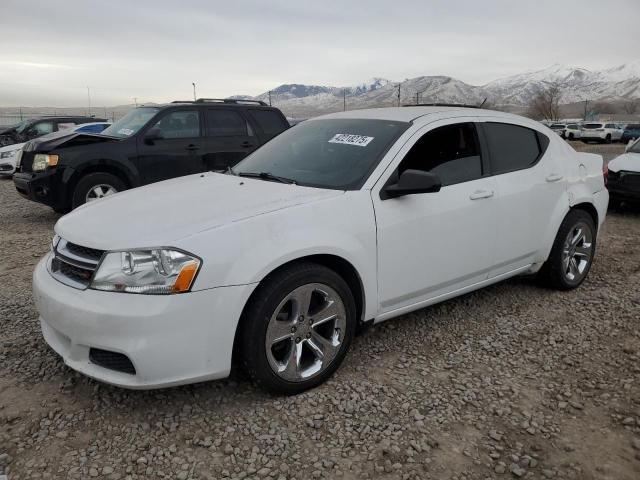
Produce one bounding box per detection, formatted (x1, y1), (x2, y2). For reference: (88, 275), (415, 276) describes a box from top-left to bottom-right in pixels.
(234, 62), (640, 117)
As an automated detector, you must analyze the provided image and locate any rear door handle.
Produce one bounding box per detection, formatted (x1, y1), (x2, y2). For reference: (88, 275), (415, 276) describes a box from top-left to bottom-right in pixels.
(186, 144), (200, 151)
(546, 173), (564, 182)
(469, 190), (494, 200)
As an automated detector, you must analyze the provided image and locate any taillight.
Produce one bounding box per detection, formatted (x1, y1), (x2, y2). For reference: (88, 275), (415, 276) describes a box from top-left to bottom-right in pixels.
(603, 162), (608, 185)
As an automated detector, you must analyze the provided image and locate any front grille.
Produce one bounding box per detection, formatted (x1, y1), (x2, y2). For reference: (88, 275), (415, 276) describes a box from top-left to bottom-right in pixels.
(49, 238), (105, 289)
(89, 348), (136, 375)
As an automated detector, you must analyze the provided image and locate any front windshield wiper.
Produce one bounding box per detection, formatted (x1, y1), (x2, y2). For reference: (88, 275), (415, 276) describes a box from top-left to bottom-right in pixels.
(237, 171), (297, 185)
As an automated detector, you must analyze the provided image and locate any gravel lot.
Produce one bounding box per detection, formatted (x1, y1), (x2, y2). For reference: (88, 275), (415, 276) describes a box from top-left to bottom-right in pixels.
(1, 143), (639, 480)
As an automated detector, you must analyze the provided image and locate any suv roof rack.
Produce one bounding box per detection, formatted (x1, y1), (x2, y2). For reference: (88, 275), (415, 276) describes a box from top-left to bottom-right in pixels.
(402, 103), (481, 108)
(170, 98), (268, 106)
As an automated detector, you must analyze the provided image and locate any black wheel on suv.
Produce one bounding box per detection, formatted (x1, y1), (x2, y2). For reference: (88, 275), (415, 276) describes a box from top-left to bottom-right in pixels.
(538, 210), (596, 290)
(568, 133), (574, 140)
(72, 172), (127, 209)
(605, 134), (612, 144)
(238, 262), (356, 395)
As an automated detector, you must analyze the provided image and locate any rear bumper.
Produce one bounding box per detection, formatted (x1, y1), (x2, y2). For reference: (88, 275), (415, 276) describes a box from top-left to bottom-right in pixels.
(13, 169), (69, 209)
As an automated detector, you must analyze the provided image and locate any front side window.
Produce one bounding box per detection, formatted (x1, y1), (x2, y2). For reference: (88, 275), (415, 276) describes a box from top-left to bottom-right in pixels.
(483, 123), (542, 175)
(605, 124), (615, 129)
(31, 121), (54, 135)
(233, 118), (409, 190)
(205, 110), (247, 137)
(150, 110), (200, 139)
(102, 107), (159, 138)
(397, 123), (482, 187)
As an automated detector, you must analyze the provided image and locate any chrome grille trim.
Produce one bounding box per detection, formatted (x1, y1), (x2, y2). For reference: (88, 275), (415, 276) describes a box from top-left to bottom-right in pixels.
(48, 238), (105, 289)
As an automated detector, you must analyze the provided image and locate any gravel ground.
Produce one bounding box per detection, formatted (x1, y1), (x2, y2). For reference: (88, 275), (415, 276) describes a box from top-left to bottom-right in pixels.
(1, 147), (639, 479)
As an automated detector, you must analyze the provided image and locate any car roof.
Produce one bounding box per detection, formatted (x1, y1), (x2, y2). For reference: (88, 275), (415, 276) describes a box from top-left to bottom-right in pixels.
(313, 106), (540, 126)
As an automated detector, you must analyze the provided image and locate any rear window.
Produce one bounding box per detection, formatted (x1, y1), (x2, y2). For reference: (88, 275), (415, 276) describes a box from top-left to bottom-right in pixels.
(567, 124), (579, 129)
(248, 109), (289, 136)
(583, 123), (603, 129)
(626, 124), (640, 130)
(483, 123), (543, 175)
(550, 124), (565, 129)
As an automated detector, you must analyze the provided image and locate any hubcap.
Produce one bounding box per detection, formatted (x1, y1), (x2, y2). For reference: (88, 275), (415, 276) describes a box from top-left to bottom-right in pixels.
(86, 184), (118, 202)
(265, 283), (346, 382)
(561, 221), (593, 282)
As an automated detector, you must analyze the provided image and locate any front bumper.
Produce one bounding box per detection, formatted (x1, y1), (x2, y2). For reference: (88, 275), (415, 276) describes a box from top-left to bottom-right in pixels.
(33, 255), (257, 389)
(607, 176), (640, 202)
(14, 168), (68, 209)
(0, 160), (15, 176)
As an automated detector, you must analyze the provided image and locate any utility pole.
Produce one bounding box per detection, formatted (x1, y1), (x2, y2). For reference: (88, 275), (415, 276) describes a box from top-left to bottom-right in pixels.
(133, 97), (138, 107)
(343, 89), (346, 111)
(415, 92), (419, 105)
(87, 87), (91, 116)
(268, 90), (272, 106)
(583, 99), (588, 121)
(192, 83), (197, 101)
(19, 106), (23, 121)
(397, 83), (401, 107)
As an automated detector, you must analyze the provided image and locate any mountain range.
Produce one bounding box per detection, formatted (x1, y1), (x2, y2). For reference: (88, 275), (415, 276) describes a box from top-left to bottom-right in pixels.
(234, 61), (640, 118)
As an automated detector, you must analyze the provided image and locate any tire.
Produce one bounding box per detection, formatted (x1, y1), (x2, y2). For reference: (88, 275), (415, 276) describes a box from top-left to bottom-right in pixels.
(71, 172), (126, 209)
(238, 262), (357, 395)
(568, 133), (574, 140)
(605, 134), (612, 144)
(538, 210), (596, 290)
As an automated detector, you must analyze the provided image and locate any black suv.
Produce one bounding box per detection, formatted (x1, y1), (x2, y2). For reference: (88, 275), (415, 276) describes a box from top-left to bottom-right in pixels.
(0, 116), (106, 146)
(14, 99), (289, 212)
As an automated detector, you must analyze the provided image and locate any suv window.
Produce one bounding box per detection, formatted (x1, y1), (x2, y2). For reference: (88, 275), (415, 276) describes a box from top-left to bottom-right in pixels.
(204, 109), (247, 137)
(567, 124), (579, 129)
(398, 123), (482, 187)
(483, 123), (542, 175)
(151, 110), (200, 139)
(605, 124), (615, 129)
(583, 123), (603, 129)
(247, 109), (289, 136)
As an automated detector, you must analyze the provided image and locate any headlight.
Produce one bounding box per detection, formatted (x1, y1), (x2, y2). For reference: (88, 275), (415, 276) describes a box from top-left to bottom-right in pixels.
(90, 249), (201, 295)
(0, 149), (18, 159)
(32, 154), (59, 172)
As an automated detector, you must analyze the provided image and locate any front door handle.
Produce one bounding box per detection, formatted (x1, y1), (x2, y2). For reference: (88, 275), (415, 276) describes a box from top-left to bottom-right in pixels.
(546, 173), (564, 182)
(469, 190), (494, 200)
(186, 144), (200, 151)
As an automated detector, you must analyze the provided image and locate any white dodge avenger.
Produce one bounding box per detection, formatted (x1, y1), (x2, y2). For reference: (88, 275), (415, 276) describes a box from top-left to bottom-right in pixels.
(33, 107), (608, 394)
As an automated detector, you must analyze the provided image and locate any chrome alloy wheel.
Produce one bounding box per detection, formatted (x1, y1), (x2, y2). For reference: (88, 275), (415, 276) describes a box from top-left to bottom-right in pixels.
(265, 283), (346, 382)
(86, 184), (118, 202)
(561, 221), (593, 282)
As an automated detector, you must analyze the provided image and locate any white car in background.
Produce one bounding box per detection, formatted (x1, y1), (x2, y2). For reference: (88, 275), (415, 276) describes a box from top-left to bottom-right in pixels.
(0, 122), (111, 177)
(33, 107), (608, 394)
(581, 122), (623, 143)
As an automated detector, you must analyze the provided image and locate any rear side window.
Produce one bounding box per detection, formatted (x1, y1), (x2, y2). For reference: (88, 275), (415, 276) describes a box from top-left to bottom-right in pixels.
(247, 109), (289, 136)
(583, 123), (603, 129)
(398, 122), (482, 187)
(204, 109), (247, 137)
(483, 123), (542, 175)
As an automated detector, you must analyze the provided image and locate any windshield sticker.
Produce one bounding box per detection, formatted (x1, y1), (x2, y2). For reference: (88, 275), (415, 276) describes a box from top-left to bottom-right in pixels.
(328, 133), (374, 147)
(117, 128), (134, 136)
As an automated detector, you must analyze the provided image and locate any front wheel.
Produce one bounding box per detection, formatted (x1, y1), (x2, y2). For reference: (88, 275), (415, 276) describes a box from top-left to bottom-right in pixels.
(538, 210), (596, 290)
(239, 262), (357, 394)
(605, 134), (612, 144)
(72, 172), (126, 209)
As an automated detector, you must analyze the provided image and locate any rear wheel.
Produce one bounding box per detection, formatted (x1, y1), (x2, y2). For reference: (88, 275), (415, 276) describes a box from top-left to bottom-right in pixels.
(568, 133), (574, 140)
(239, 262), (356, 394)
(72, 172), (126, 209)
(605, 134), (612, 144)
(538, 210), (596, 290)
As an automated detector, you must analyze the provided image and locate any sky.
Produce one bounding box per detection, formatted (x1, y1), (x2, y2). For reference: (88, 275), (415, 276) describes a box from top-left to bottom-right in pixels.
(1, 0), (639, 107)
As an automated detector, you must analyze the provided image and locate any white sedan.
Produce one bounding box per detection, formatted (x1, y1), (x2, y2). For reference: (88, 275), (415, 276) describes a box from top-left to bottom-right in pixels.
(33, 107), (608, 394)
(0, 142), (24, 176)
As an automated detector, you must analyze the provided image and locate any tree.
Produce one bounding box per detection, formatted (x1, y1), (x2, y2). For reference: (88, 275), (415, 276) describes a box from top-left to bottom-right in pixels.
(526, 83), (562, 121)
(623, 99), (638, 114)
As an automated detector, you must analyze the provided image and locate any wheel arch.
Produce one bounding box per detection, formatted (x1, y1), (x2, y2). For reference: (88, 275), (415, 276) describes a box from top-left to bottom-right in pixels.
(65, 158), (139, 205)
(570, 202), (599, 229)
(230, 253), (367, 371)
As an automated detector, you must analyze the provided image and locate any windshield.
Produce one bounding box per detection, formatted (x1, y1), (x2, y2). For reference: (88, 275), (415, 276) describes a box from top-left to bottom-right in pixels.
(101, 107), (159, 138)
(14, 119), (33, 133)
(629, 138), (640, 154)
(626, 124), (640, 130)
(233, 118), (410, 190)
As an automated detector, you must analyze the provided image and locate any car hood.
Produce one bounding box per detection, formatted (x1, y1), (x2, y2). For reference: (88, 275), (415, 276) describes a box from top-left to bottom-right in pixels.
(608, 152), (640, 173)
(0, 142), (24, 154)
(55, 172), (344, 250)
(25, 132), (119, 152)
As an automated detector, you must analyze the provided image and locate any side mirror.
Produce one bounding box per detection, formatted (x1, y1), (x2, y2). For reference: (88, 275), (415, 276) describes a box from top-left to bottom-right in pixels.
(382, 169), (442, 199)
(144, 128), (163, 145)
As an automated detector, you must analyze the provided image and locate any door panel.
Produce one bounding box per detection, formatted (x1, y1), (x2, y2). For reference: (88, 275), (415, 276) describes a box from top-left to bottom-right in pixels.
(136, 109), (203, 184)
(479, 121), (567, 276)
(372, 120), (499, 315)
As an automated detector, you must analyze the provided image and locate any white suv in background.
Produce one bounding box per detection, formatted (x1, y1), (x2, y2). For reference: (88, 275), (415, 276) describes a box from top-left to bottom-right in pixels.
(33, 107), (608, 394)
(581, 122), (623, 143)
(563, 123), (582, 140)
